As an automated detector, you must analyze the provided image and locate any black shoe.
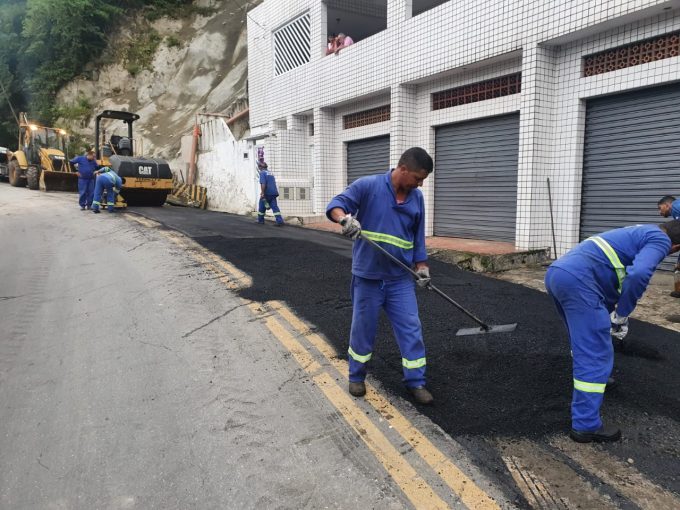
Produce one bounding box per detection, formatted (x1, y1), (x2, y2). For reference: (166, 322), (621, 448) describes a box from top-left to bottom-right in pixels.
(80, 206), (86, 210)
(570, 425), (621, 443)
(670, 291), (680, 298)
(408, 386), (434, 405)
(92, 209), (101, 214)
(275, 222), (284, 227)
(348, 381), (366, 397)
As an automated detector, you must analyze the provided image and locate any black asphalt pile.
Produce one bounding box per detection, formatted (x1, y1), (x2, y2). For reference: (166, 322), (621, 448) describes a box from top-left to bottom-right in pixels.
(133, 208), (680, 488)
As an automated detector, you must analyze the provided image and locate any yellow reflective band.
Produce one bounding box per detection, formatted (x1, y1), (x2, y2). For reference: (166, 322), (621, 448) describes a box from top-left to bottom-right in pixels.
(348, 347), (372, 363)
(573, 378), (606, 393)
(92, 201), (100, 205)
(402, 357), (426, 369)
(257, 212), (265, 215)
(362, 230), (414, 250)
(274, 212), (282, 216)
(587, 236), (626, 293)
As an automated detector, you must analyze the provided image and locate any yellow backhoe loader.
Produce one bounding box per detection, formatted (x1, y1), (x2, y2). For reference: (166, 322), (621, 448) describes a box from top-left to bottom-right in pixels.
(7, 113), (78, 191)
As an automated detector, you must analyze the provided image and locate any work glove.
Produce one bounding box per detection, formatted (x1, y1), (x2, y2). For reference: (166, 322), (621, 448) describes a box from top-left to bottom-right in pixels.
(610, 311), (629, 340)
(113, 187), (120, 194)
(415, 267), (431, 288)
(339, 214), (361, 240)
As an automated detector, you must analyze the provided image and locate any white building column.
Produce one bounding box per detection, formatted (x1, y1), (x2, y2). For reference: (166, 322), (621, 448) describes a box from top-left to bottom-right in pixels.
(312, 107), (341, 215)
(389, 84), (418, 166)
(387, 0), (410, 28)
(515, 43), (559, 253)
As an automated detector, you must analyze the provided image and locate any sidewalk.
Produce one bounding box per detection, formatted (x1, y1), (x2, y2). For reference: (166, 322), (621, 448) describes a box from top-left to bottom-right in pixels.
(303, 221), (549, 272)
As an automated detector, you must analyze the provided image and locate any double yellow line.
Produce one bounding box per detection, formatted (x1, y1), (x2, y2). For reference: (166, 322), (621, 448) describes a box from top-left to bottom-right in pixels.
(128, 215), (499, 509)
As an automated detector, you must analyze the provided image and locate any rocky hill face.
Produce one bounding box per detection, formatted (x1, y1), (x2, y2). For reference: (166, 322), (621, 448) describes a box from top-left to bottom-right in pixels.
(57, 0), (256, 167)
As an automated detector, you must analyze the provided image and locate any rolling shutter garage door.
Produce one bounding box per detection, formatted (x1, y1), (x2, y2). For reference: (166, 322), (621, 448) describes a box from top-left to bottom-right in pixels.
(434, 113), (519, 242)
(581, 84), (680, 268)
(346, 136), (390, 185)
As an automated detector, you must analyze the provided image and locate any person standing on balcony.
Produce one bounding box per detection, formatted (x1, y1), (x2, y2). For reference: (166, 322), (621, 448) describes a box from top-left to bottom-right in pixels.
(334, 33), (354, 54)
(326, 34), (338, 55)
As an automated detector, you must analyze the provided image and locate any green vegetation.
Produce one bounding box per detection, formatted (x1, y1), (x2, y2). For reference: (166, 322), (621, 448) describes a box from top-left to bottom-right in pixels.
(54, 95), (93, 122)
(165, 35), (182, 48)
(124, 29), (162, 76)
(0, 0), (196, 146)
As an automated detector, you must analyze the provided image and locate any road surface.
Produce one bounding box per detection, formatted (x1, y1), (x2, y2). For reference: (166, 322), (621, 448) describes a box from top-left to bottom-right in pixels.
(1, 184), (680, 509)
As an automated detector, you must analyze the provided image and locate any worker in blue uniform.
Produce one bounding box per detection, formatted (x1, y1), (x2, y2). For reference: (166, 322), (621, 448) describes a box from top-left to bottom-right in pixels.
(658, 195), (680, 297)
(326, 147), (434, 405)
(257, 160), (284, 226)
(545, 221), (680, 443)
(70, 150), (100, 210)
(92, 167), (123, 213)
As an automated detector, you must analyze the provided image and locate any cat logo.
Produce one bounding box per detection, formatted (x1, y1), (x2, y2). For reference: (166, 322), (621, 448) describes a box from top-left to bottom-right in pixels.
(138, 165), (153, 176)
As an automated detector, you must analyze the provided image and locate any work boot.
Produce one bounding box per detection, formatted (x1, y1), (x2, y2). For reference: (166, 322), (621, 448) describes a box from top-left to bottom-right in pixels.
(348, 381), (366, 397)
(92, 208), (100, 214)
(607, 376), (617, 390)
(408, 386), (434, 405)
(569, 425), (621, 443)
(670, 291), (680, 298)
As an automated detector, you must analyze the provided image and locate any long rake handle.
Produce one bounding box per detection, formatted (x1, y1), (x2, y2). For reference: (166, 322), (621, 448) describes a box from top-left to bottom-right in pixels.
(359, 235), (491, 330)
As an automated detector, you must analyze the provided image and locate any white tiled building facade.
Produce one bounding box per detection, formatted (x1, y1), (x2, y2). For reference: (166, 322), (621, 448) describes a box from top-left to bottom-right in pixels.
(248, 0), (680, 255)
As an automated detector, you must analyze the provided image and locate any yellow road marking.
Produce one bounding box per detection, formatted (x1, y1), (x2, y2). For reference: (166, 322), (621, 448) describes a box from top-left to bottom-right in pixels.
(552, 436), (680, 510)
(128, 218), (498, 509)
(314, 372), (450, 509)
(271, 301), (500, 510)
(252, 303), (450, 508)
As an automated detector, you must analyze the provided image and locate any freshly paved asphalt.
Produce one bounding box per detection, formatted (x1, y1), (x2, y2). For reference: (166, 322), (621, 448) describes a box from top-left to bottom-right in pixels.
(132, 205), (680, 497)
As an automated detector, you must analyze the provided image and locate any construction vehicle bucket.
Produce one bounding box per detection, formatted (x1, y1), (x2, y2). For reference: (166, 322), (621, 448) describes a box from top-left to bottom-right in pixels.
(40, 170), (79, 192)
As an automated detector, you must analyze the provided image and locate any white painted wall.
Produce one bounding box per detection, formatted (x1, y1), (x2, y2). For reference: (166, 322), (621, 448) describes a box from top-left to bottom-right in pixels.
(194, 118), (259, 215)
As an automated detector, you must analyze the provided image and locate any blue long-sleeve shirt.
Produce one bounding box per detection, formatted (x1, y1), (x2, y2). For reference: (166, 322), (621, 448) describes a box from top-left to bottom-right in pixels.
(551, 225), (671, 317)
(259, 170), (279, 196)
(671, 199), (680, 220)
(326, 169), (427, 280)
(99, 169), (122, 189)
(69, 155), (100, 180)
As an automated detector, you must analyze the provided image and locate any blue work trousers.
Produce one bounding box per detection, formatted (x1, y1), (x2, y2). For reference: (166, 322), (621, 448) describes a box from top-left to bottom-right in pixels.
(348, 276), (426, 388)
(78, 178), (95, 208)
(93, 177), (116, 212)
(545, 266), (614, 432)
(258, 196), (283, 224)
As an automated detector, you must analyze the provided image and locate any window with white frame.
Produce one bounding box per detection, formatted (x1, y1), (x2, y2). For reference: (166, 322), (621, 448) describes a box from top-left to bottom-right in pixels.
(274, 13), (311, 76)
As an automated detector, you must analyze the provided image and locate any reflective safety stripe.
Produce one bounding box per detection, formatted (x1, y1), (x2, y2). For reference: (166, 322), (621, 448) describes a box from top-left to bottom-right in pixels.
(362, 230), (414, 250)
(274, 212), (282, 216)
(573, 378), (606, 393)
(92, 201), (101, 205)
(402, 357), (426, 369)
(257, 212), (265, 216)
(348, 347), (372, 363)
(587, 236), (626, 293)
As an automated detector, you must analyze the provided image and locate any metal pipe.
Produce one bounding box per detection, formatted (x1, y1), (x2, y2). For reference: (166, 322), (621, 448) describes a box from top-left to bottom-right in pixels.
(547, 177), (558, 259)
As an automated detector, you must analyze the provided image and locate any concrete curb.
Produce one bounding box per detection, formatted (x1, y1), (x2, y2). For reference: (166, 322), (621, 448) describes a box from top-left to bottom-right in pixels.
(428, 247), (551, 273)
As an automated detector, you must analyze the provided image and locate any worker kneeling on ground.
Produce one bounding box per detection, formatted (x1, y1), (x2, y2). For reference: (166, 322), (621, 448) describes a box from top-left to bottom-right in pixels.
(546, 221), (680, 443)
(92, 166), (123, 214)
(326, 147), (434, 405)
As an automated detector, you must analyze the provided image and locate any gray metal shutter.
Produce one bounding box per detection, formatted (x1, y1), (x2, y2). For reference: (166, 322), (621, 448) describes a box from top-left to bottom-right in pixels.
(581, 83), (680, 269)
(434, 113), (519, 242)
(346, 136), (390, 185)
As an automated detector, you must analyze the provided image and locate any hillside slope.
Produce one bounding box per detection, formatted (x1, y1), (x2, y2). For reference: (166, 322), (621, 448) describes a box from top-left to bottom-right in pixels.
(57, 0), (256, 166)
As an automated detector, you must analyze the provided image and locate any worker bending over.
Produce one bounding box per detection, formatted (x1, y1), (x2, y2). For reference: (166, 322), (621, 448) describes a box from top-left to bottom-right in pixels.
(658, 195), (680, 297)
(546, 221), (680, 443)
(327, 147), (434, 405)
(92, 167), (123, 214)
(257, 160), (284, 226)
(70, 149), (100, 210)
